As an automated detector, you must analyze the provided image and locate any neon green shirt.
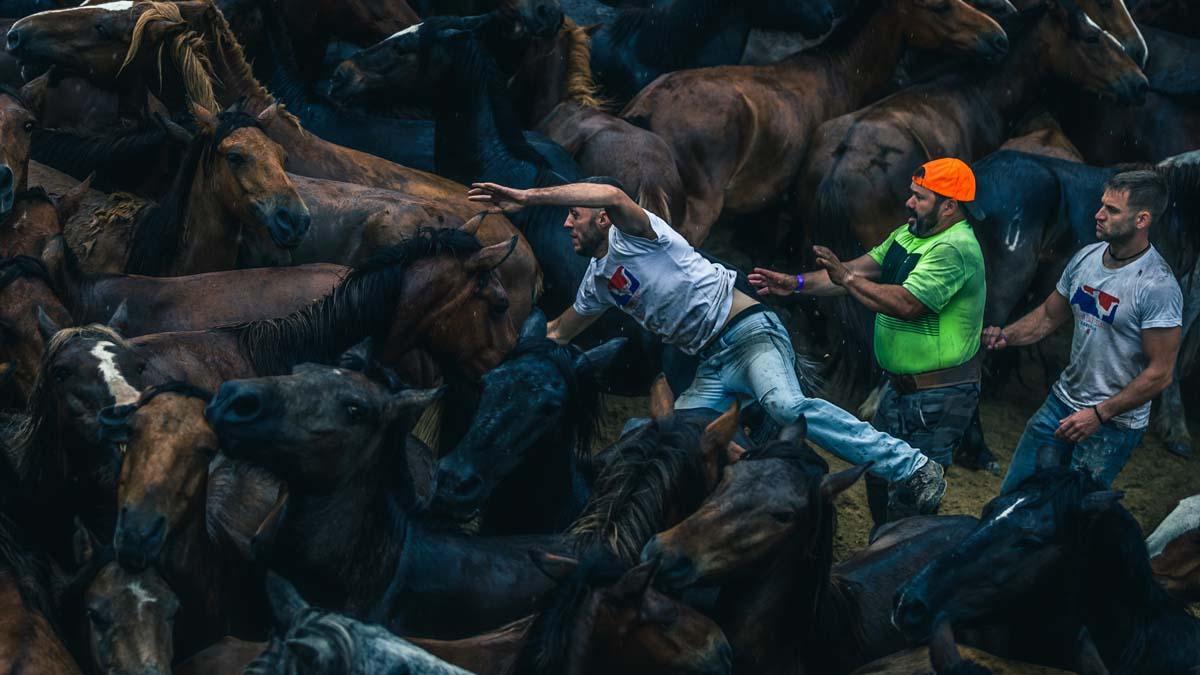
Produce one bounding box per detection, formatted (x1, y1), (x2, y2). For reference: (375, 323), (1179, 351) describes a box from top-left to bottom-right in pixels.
(866, 220), (985, 375)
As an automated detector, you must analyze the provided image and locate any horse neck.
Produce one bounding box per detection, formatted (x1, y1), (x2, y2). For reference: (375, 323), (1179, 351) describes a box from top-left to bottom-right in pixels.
(433, 47), (549, 188)
(487, 422), (587, 534)
(659, 0), (745, 62)
(170, 164), (239, 274)
(820, 2), (910, 104)
(971, 34), (1050, 129)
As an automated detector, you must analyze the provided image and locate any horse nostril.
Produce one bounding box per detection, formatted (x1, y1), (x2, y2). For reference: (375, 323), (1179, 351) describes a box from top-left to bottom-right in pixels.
(0, 167), (12, 190)
(454, 474), (483, 499)
(6, 28), (20, 52)
(229, 391), (264, 421)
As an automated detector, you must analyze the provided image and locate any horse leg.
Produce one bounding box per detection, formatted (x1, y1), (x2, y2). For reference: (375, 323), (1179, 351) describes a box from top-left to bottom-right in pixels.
(677, 184), (725, 247)
(1154, 374), (1193, 458)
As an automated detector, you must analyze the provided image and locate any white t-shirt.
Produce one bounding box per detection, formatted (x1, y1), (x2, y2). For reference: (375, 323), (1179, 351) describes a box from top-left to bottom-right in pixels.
(1052, 243), (1183, 429)
(572, 209), (737, 355)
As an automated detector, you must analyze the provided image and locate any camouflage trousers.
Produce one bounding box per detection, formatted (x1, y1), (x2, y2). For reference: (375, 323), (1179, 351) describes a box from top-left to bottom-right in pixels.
(866, 381), (979, 526)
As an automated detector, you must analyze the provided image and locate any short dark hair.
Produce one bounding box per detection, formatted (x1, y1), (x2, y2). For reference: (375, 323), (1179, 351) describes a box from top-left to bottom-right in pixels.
(1105, 170), (1168, 224)
(579, 175), (630, 198)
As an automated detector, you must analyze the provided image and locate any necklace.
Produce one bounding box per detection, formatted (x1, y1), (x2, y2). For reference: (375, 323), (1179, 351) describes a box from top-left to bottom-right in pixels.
(1107, 243), (1150, 263)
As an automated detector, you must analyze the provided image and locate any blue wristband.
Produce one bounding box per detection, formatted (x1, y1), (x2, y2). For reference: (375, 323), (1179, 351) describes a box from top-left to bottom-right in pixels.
(793, 274), (805, 294)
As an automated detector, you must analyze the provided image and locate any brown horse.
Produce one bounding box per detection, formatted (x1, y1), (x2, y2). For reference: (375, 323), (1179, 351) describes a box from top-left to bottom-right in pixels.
(0, 181), (89, 260)
(6, 0), (540, 303)
(0, 86), (35, 223)
(801, 0), (1147, 260)
(104, 382), (268, 660)
(621, 0), (1010, 245)
(0, 515), (81, 675)
(67, 103), (310, 276)
(66, 523), (179, 675)
(1151, 528), (1200, 602)
(998, 110), (1084, 161)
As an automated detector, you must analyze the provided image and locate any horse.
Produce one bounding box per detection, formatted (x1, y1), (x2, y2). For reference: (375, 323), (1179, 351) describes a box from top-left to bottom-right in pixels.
(996, 111), (1084, 162)
(65, 102), (311, 276)
(587, 0), (837, 108)
(962, 151), (1200, 460)
(64, 521), (179, 675)
(1050, 26), (1200, 165)
(430, 310), (623, 535)
(409, 0), (565, 39)
(1151, 527), (1200, 603)
(0, 513), (81, 674)
(850, 620), (1077, 674)
(0, 86), (36, 223)
(1131, 0), (1200, 38)
(621, 0), (1011, 246)
(411, 551), (733, 674)
(1147, 494), (1200, 557)
(894, 463), (1200, 672)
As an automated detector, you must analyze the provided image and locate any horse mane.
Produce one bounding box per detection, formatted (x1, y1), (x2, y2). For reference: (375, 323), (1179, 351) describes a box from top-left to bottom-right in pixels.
(567, 418), (708, 562)
(0, 255), (52, 291)
(10, 325), (131, 491)
(0, 513), (57, 626)
(220, 227), (483, 376)
(559, 18), (606, 111)
(1154, 161), (1200, 281)
(510, 550), (629, 675)
(122, 1), (219, 113)
(123, 106), (260, 275)
(502, 336), (604, 461)
(31, 123), (174, 191)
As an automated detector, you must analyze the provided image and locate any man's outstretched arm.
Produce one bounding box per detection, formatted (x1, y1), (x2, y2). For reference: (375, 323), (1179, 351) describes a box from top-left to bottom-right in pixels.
(468, 182), (653, 239)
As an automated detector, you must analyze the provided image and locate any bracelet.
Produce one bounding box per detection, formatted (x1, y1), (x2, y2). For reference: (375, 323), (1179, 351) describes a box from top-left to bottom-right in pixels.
(1091, 405), (1105, 424)
(793, 273), (805, 294)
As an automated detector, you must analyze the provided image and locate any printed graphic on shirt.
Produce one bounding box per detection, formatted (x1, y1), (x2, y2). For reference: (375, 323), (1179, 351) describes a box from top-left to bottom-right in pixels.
(607, 266), (641, 307)
(1070, 285), (1120, 325)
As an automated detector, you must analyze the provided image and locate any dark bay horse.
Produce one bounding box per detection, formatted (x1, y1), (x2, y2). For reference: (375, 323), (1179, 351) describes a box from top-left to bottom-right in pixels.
(1151, 527), (1200, 602)
(588, 0), (836, 108)
(0, 86), (36, 223)
(895, 465), (1200, 672)
(965, 151), (1200, 458)
(0, 514), (81, 674)
(431, 311), (622, 534)
(621, 0), (1010, 245)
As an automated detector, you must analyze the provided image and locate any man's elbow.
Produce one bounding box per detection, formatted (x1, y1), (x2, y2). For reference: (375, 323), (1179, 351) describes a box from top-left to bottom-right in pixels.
(900, 301), (929, 322)
(1149, 366), (1175, 395)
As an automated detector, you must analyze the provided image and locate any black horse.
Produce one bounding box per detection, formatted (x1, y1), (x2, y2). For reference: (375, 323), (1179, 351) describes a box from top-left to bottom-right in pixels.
(960, 150), (1200, 463)
(588, 0), (837, 108)
(895, 462), (1200, 672)
(431, 310), (624, 535)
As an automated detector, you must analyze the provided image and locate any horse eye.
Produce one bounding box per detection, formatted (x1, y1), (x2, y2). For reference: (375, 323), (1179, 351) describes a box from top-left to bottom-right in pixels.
(86, 608), (110, 627)
(345, 403), (364, 421)
(136, 364), (147, 375)
(94, 23), (107, 38)
(225, 152), (246, 167)
(22, 121), (33, 133)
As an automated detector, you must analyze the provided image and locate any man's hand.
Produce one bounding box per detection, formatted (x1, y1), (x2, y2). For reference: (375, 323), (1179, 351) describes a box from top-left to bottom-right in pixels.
(981, 326), (1009, 350)
(748, 268), (798, 296)
(468, 183), (528, 215)
(814, 246), (852, 286)
(1055, 408), (1102, 443)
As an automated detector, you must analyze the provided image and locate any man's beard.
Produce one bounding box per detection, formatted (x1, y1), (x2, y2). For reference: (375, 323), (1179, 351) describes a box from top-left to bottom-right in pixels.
(907, 208), (939, 236)
(1097, 220), (1137, 245)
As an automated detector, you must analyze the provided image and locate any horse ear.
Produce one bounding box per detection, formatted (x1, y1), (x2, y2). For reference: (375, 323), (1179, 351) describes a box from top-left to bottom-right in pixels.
(529, 550), (579, 583)
(285, 637), (337, 671)
(35, 305), (61, 344)
(106, 300), (129, 334)
(154, 112), (195, 145)
(1035, 445), (1060, 471)
(463, 236), (518, 274)
(648, 374), (674, 421)
(265, 571), (309, 628)
(519, 308), (548, 341)
(609, 556), (659, 601)
(18, 71), (48, 118)
(55, 174), (92, 225)
(388, 386), (445, 416)
(778, 416), (808, 443)
(337, 337), (374, 372)
(460, 212), (489, 237)
(72, 517), (99, 568)
(256, 103), (282, 127)
(573, 337), (627, 375)
(1082, 490), (1124, 514)
(191, 103), (216, 134)
(820, 462), (873, 502)
(701, 402), (739, 486)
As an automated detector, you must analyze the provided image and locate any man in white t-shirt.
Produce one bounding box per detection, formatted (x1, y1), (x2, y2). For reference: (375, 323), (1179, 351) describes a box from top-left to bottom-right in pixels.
(468, 177), (947, 516)
(983, 170), (1183, 494)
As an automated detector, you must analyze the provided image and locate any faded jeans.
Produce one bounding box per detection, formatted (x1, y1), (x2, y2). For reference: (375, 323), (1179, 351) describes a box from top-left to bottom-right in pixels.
(674, 311), (929, 482)
(1000, 393), (1145, 495)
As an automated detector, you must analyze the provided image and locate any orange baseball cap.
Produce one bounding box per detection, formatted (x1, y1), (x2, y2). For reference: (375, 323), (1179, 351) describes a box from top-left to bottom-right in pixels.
(912, 157), (985, 220)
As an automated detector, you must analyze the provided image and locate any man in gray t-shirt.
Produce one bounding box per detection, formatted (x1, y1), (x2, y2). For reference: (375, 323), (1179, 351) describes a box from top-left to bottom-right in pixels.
(982, 171), (1183, 493)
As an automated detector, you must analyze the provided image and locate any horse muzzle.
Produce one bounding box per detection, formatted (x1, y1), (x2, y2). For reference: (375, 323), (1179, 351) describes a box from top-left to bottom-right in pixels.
(640, 536), (698, 592)
(206, 380), (281, 451)
(114, 506), (167, 572)
(0, 164), (13, 220)
(328, 62), (369, 103)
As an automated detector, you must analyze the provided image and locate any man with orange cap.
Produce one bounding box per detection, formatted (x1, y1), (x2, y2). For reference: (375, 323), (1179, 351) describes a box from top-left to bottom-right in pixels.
(751, 158), (986, 525)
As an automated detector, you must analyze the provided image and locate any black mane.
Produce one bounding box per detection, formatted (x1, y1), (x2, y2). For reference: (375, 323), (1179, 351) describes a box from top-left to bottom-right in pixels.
(0, 255), (52, 291)
(221, 227), (483, 376)
(1155, 161), (1200, 281)
(0, 513), (58, 631)
(504, 335), (605, 459)
(124, 107), (260, 275)
(31, 124), (174, 194)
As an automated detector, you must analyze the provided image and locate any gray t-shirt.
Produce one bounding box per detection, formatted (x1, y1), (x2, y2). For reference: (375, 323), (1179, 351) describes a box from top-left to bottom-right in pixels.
(1052, 243), (1183, 429)
(573, 209), (736, 355)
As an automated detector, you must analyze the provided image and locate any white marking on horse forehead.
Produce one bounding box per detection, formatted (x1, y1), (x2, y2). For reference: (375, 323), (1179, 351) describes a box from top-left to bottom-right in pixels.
(127, 580), (158, 617)
(993, 496), (1027, 522)
(388, 22), (423, 41)
(90, 341), (140, 406)
(41, 0), (132, 15)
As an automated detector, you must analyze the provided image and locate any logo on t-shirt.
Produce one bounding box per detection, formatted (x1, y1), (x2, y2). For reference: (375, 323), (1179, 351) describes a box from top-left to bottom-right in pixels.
(1070, 285), (1120, 324)
(607, 266), (641, 307)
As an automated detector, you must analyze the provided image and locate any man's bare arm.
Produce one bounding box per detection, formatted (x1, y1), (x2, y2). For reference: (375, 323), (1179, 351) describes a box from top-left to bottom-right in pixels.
(1096, 326), (1181, 421)
(547, 307), (604, 344)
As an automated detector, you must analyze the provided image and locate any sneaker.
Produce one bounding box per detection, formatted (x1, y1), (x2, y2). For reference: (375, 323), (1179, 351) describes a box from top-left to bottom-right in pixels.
(889, 459), (946, 520)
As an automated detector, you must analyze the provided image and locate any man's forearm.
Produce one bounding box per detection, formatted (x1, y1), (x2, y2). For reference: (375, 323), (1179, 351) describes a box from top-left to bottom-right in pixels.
(842, 274), (924, 319)
(1002, 307), (1059, 347)
(524, 184), (621, 209)
(796, 270), (848, 297)
(1096, 366), (1174, 422)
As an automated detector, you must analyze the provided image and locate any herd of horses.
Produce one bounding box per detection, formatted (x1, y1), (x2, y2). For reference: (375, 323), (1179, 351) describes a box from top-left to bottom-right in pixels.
(0, 0), (1196, 672)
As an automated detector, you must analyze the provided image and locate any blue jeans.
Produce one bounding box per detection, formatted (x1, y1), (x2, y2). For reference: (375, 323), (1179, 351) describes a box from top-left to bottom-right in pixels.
(1000, 393), (1144, 494)
(675, 311), (929, 482)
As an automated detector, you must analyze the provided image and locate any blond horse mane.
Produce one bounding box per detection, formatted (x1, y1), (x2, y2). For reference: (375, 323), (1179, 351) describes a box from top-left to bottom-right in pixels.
(121, 1), (218, 113)
(560, 17), (607, 111)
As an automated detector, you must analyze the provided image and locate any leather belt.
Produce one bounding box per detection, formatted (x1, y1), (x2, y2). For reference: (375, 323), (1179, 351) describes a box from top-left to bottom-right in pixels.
(886, 354), (981, 394)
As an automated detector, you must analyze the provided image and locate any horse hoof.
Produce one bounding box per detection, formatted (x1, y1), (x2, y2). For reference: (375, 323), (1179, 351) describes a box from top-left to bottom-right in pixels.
(1167, 442), (1194, 459)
